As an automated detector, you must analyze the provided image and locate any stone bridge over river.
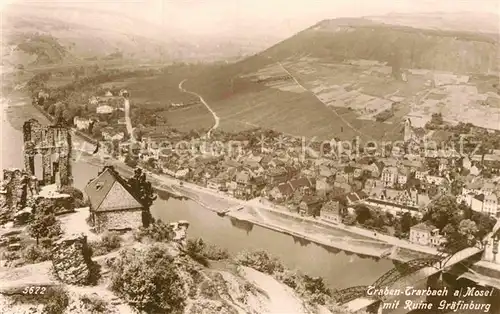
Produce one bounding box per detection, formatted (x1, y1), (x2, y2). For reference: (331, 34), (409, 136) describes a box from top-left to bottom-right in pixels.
(336, 221), (500, 314)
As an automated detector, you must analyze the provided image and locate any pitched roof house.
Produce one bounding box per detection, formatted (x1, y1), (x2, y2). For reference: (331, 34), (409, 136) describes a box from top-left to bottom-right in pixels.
(320, 200), (342, 223)
(85, 167), (145, 232)
(299, 195), (323, 217)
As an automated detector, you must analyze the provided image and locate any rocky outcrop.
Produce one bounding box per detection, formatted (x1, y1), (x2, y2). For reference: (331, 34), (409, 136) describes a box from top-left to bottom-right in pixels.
(51, 234), (94, 285)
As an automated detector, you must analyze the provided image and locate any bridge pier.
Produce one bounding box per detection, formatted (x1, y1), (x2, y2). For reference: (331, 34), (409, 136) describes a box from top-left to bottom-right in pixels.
(366, 300), (383, 314)
(426, 271), (443, 290)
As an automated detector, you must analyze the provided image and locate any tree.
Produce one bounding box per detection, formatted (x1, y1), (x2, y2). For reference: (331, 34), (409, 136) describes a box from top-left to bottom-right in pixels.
(458, 219), (478, 240)
(127, 168), (157, 227)
(146, 157), (156, 169)
(185, 238), (208, 266)
(110, 244), (185, 313)
(124, 155), (138, 168)
(423, 195), (461, 230)
(354, 205), (371, 224)
(471, 211), (496, 239)
(343, 213), (357, 226)
(28, 212), (62, 245)
(450, 177), (464, 196)
(54, 104), (64, 118)
(58, 186), (84, 200)
(442, 223), (456, 236)
(400, 212), (413, 233)
(92, 124), (102, 138)
(48, 103), (56, 115)
(128, 168), (157, 208)
(135, 220), (173, 242)
(302, 275), (331, 305)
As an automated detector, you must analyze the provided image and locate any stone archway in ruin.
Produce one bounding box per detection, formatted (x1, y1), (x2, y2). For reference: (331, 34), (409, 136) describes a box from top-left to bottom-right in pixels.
(23, 119), (72, 186)
(33, 153), (43, 180)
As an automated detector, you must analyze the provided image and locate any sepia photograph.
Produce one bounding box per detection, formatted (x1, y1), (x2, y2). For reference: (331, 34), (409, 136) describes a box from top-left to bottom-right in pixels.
(0, 0), (499, 313)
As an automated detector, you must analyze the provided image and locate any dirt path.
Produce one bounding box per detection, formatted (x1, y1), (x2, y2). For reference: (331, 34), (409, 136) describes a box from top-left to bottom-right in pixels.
(240, 266), (309, 314)
(179, 79), (219, 138)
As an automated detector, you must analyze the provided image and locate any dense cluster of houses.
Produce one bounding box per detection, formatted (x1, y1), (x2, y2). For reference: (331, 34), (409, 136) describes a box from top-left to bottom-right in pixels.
(122, 121), (500, 232)
(72, 97), (500, 250)
(73, 90), (127, 138)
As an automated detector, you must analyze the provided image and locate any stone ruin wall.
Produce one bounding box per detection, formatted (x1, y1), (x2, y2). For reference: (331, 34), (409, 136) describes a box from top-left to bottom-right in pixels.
(51, 233), (94, 285)
(23, 119), (72, 187)
(0, 169), (39, 213)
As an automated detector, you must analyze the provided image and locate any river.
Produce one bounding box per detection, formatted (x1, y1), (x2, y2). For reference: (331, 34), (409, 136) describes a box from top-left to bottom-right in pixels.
(2, 96), (499, 313)
(1, 95), (393, 290)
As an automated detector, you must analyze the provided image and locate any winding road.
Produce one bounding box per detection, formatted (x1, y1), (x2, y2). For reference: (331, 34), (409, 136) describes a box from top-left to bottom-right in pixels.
(179, 79), (219, 138)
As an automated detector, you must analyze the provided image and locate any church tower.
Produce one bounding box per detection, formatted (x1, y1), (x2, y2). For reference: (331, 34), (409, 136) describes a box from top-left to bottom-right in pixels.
(404, 118), (412, 142)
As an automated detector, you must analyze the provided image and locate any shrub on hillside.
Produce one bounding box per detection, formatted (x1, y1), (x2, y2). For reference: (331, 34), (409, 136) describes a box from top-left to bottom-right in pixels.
(43, 286), (70, 314)
(235, 250), (284, 275)
(58, 186), (84, 200)
(1, 251), (21, 263)
(203, 243), (230, 261)
(185, 238), (208, 266)
(300, 275), (332, 305)
(79, 295), (108, 313)
(110, 244), (186, 313)
(28, 212), (62, 245)
(22, 244), (51, 264)
(89, 232), (122, 256)
(133, 220), (172, 242)
(59, 186), (90, 208)
(183, 238), (229, 264)
(277, 269), (300, 289)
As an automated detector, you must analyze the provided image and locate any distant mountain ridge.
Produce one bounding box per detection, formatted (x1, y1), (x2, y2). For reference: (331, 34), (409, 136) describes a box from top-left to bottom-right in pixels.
(367, 11), (500, 35)
(1, 3), (282, 67)
(260, 17), (499, 74)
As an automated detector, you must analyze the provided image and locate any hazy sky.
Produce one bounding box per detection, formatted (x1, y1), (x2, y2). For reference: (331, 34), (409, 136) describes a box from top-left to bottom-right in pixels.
(3, 0), (499, 37)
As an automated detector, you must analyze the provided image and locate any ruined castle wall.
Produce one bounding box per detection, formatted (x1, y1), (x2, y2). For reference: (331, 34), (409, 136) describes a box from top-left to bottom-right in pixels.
(52, 234), (93, 285)
(23, 119), (72, 186)
(2, 169), (39, 211)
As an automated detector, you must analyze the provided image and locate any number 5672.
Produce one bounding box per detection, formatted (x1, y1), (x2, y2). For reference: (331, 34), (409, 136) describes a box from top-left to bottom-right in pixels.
(22, 286), (46, 295)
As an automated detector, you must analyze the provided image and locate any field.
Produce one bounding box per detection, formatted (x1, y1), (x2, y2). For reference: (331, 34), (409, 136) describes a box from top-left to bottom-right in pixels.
(39, 17), (498, 141)
(97, 54), (498, 141)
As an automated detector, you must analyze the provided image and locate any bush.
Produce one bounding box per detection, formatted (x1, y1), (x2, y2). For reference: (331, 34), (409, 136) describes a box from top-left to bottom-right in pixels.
(110, 244), (186, 313)
(79, 295), (108, 313)
(134, 220), (172, 242)
(22, 244), (51, 264)
(89, 232), (122, 256)
(185, 238), (208, 266)
(203, 244), (229, 261)
(58, 186), (84, 200)
(1, 251), (20, 262)
(28, 212), (62, 245)
(43, 286), (69, 314)
(235, 250), (284, 275)
(278, 270), (300, 289)
(301, 275), (331, 305)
